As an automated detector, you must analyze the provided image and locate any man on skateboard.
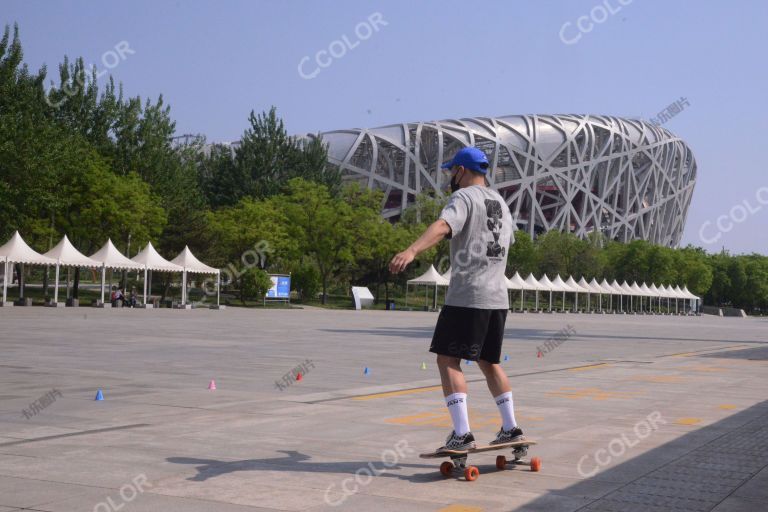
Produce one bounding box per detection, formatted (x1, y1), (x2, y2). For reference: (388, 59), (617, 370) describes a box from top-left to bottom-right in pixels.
(389, 146), (523, 452)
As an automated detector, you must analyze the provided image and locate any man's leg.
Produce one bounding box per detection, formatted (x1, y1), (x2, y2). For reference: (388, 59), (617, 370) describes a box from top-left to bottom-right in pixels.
(478, 360), (519, 435)
(436, 355), (470, 436)
(437, 354), (467, 396)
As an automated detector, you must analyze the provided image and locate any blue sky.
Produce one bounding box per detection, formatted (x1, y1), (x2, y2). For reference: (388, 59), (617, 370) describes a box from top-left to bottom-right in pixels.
(3, 0), (767, 253)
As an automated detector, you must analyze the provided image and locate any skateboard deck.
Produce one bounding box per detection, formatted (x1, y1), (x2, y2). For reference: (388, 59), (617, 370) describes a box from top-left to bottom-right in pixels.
(420, 439), (540, 481)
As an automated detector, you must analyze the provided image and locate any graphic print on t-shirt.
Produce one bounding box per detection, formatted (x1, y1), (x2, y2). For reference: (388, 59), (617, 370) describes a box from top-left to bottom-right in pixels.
(484, 198), (505, 259)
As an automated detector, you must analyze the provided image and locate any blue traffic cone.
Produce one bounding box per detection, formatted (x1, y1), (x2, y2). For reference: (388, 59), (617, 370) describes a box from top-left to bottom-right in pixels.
(465, 360), (471, 365)
(94, 389), (104, 401)
(364, 367), (370, 375)
(504, 354), (509, 362)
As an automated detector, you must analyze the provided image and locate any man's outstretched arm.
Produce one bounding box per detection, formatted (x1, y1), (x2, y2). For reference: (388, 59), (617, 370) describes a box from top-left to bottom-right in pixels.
(389, 219), (451, 274)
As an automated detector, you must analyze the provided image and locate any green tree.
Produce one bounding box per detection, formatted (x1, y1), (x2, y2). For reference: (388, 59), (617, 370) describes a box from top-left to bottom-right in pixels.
(240, 267), (273, 303)
(198, 143), (243, 209)
(206, 196), (293, 270)
(232, 107), (340, 202)
(281, 178), (357, 304)
(507, 230), (537, 277)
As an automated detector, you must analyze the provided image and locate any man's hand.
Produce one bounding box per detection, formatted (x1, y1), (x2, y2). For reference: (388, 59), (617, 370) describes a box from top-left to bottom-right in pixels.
(389, 248), (416, 274)
(388, 219), (451, 275)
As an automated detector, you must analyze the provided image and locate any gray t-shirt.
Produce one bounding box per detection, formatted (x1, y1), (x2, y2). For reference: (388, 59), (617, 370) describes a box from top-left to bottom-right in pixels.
(439, 185), (514, 309)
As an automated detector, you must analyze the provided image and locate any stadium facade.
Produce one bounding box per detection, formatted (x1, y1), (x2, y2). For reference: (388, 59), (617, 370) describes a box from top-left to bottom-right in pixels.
(316, 114), (697, 247)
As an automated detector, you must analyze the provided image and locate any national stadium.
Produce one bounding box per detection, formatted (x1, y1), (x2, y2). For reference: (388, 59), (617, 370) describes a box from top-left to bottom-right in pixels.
(315, 114), (697, 247)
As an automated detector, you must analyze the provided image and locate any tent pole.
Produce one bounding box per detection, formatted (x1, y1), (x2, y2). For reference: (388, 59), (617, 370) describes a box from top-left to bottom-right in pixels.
(216, 272), (220, 306)
(54, 262), (60, 304)
(520, 289), (524, 311)
(143, 266), (148, 306)
(2, 258), (7, 304)
(100, 265), (105, 304)
(182, 269), (187, 305)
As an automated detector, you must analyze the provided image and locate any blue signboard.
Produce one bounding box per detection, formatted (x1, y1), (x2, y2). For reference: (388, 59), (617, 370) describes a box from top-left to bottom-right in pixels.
(266, 275), (291, 299)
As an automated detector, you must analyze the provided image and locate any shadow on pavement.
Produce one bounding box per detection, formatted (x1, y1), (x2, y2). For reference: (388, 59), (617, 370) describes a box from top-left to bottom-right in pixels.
(521, 399), (768, 511)
(167, 450), (442, 483)
(701, 346), (768, 360)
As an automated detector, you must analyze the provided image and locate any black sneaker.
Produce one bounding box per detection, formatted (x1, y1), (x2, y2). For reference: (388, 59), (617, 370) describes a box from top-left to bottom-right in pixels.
(489, 426), (524, 445)
(438, 430), (476, 451)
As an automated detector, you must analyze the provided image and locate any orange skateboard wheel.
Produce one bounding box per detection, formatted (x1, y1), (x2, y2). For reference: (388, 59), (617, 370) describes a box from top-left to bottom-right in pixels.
(440, 461), (453, 477)
(496, 455), (507, 470)
(530, 457), (542, 472)
(464, 466), (480, 481)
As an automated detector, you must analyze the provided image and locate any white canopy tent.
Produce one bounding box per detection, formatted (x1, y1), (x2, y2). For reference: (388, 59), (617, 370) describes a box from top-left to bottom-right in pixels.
(0, 231), (56, 305)
(682, 285), (701, 314)
(566, 275), (589, 311)
(538, 274), (559, 311)
(598, 278), (613, 311)
(507, 272), (526, 290)
(620, 281), (635, 310)
(673, 285), (691, 314)
(586, 277), (606, 311)
(43, 235), (101, 305)
(579, 277), (593, 311)
(640, 283), (654, 312)
(506, 271), (527, 310)
(629, 282), (646, 312)
(551, 275), (574, 312)
(406, 264), (449, 309)
(131, 242), (184, 306)
(89, 239), (146, 305)
(649, 283), (664, 312)
(659, 285), (674, 312)
(524, 273), (546, 310)
(171, 246), (220, 307)
(609, 280), (626, 311)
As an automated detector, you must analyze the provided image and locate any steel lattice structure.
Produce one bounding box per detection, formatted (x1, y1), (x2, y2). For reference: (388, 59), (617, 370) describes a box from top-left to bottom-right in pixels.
(318, 114), (697, 247)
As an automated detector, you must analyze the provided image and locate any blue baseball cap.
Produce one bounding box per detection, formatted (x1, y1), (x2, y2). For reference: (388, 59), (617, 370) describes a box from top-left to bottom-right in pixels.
(441, 147), (490, 174)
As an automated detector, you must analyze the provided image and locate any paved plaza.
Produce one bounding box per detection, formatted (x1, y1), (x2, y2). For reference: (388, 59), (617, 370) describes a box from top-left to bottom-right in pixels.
(0, 307), (766, 511)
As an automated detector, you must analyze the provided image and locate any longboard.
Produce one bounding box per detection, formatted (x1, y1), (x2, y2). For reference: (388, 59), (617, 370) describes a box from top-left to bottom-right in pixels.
(419, 440), (539, 481)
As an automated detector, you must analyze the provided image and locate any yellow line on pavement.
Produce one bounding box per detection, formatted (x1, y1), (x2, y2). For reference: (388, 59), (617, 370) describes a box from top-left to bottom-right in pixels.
(675, 417), (702, 425)
(352, 385), (443, 401)
(438, 505), (483, 512)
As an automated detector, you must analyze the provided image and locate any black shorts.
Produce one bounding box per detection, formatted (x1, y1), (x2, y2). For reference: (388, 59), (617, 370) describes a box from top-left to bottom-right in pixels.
(430, 305), (508, 363)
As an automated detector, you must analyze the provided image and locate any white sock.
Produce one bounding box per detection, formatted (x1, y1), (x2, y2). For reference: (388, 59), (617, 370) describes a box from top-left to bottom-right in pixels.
(445, 392), (470, 436)
(494, 391), (517, 430)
